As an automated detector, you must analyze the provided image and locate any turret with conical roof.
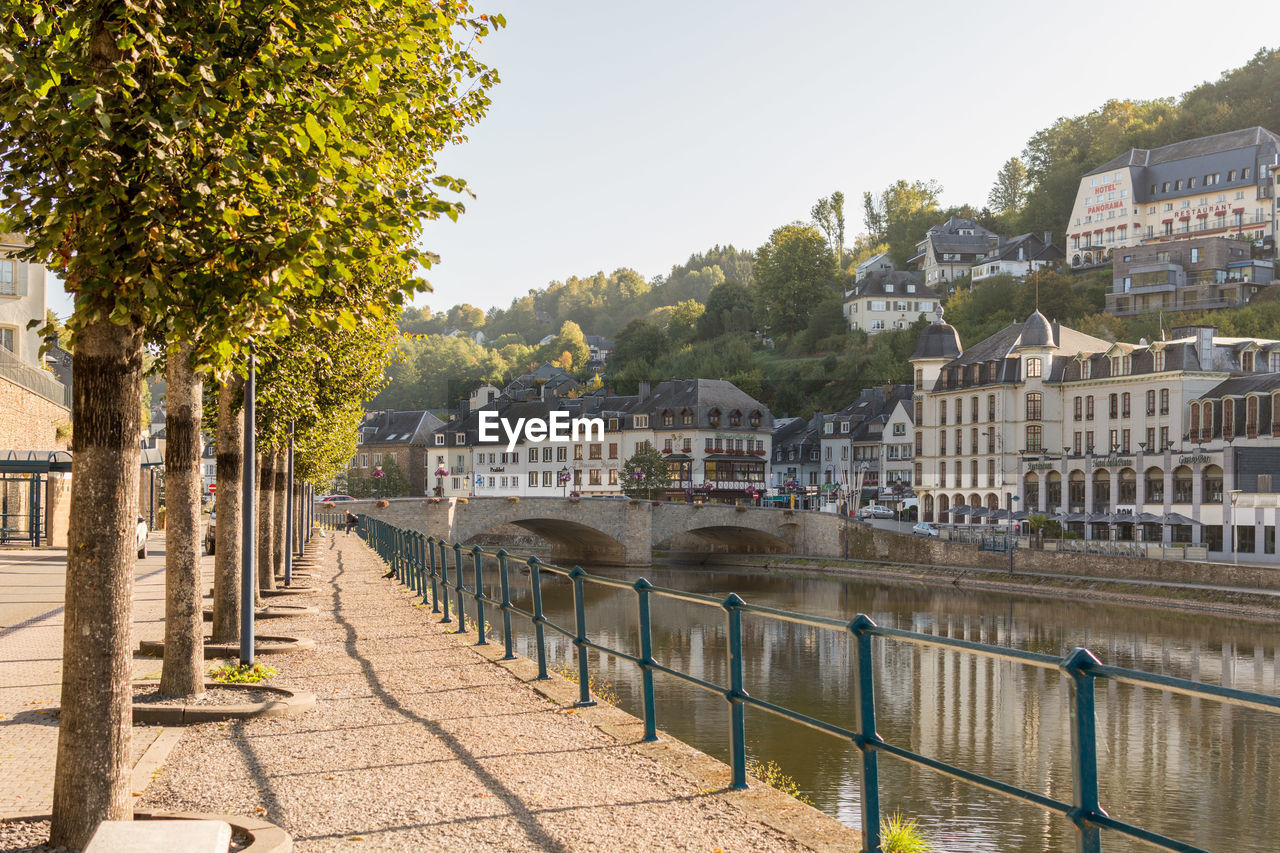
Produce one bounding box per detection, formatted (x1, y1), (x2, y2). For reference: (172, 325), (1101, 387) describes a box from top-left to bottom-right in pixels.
(912, 305), (963, 361)
(1017, 309), (1055, 349)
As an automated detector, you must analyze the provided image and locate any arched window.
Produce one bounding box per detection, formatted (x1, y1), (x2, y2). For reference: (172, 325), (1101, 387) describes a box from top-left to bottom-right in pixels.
(971, 396), (979, 423)
(1189, 403), (1200, 441)
(748, 410), (761, 428)
(1026, 392), (1042, 421)
(1026, 357), (1042, 378)
(1247, 396), (1259, 438)
(1201, 402), (1213, 442)
(681, 408), (693, 426)
(1223, 399), (1235, 441)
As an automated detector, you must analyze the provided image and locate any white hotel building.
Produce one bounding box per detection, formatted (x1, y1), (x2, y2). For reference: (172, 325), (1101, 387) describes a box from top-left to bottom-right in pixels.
(1066, 126), (1279, 268)
(910, 311), (1280, 562)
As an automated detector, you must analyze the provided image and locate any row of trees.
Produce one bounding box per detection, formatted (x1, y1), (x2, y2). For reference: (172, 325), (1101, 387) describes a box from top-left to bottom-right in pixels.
(0, 2), (502, 847)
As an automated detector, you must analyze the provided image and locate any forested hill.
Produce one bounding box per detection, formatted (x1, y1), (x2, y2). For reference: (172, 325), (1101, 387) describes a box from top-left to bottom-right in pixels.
(369, 48), (1280, 418)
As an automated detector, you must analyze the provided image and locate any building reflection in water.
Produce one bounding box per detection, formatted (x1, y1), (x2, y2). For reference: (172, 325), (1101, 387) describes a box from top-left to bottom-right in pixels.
(500, 564), (1280, 852)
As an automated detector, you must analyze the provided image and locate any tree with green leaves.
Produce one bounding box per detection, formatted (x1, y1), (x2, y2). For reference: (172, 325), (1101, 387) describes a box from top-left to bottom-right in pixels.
(811, 191), (846, 267)
(753, 224), (838, 336)
(988, 157), (1029, 216)
(697, 281), (756, 340)
(0, 2), (501, 845)
(620, 443), (672, 500)
(862, 180), (945, 268)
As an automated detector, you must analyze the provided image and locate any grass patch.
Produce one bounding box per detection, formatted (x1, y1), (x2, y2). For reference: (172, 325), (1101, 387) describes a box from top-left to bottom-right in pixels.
(209, 662), (278, 684)
(550, 663), (620, 706)
(881, 811), (933, 852)
(746, 758), (814, 806)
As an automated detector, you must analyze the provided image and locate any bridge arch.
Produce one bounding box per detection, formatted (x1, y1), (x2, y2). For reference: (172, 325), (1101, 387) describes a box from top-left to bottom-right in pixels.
(656, 523), (793, 554)
(458, 515), (628, 566)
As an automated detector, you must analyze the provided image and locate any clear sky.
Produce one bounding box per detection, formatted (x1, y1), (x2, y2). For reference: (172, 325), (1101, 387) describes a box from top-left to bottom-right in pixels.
(45, 2), (1280, 319)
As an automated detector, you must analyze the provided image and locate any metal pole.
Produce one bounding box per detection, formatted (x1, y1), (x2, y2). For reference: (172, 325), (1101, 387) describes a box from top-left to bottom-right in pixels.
(284, 421), (294, 587)
(472, 546), (488, 645)
(851, 614), (882, 852)
(1062, 647), (1105, 853)
(635, 578), (658, 742)
(724, 593), (747, 790)
(240, 354), (256, 665)
(497, 550), (515, 660)
(570, 566), (594, 707)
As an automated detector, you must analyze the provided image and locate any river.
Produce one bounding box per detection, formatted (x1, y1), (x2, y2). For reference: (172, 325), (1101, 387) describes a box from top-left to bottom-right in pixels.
(492, 560), (1280, 852)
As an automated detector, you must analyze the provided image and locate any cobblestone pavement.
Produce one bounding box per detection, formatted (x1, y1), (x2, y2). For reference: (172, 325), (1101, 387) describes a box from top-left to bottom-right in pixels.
(139, 533), (821, 852)
(0, 535), (185, 816)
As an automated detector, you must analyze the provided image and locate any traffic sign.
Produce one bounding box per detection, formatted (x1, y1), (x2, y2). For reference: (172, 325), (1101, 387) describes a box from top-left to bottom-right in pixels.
(209, 483), (217, 494)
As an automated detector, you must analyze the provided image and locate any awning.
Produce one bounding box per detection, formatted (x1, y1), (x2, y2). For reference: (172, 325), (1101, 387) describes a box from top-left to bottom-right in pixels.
(0, 449), (73, 473)
(1011, 510), (1030, 521)
(1163, 512), (1196, 525)
(1136, 512), (1163, 523)
(970, 507), (990, 518)
(988, 508), (1010, 520)
(950, 505), (971, 516)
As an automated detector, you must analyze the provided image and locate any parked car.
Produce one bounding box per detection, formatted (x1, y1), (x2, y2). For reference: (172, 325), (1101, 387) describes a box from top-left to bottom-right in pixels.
(857, 504), (894, 519)
(912, 521), (940, 538)
(318, 494), (355, 503)
(205, 510), (216, 556)
(136, 516), (148, 559)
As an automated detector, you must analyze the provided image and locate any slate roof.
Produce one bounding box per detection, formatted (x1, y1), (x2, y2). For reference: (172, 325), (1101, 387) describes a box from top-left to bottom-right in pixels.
(845, 270), (934, 301)
(638, 379), (772, 431)
(360, 410), (444, 445)
(1197, 373), (1280, 400)
(912, 321), (963, 360)
(1086, 127), (1280, 176)
(980, 233), (1064, 263)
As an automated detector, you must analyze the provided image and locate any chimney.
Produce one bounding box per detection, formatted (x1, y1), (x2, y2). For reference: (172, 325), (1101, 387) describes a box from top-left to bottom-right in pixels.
(881, 381), (892, 401)
(1197, 326), (1215, 370)
(638, 380), (651, 399)
(1043, 231), (1053, 247)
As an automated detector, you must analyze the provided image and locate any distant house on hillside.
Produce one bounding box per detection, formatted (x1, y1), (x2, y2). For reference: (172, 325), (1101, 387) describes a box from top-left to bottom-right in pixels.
(970, 233), (1064, 282)
(910, 216), (999, 287)
(855, 252), (894, 281)
(843, 270), (938, 334)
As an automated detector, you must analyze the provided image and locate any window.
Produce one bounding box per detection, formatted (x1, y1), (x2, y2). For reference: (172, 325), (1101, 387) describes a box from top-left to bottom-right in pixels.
(1159, 389), (1169, 416)
(1086, 396), (1094, 420)
(915, 432), (923, 456)
(971, 396), (979, 423)
(661, 410), (673, 427)
(1109, 429), (1118, 451)
(1121, 392), (1130, 418)
(1026, 392), (1042, 421)
(528, 471), (538, 487)
(1074, 397), (1083, 421)
(939, 400), (947, 425)
(634, 415), (649, 429)
(915, 369), (923, 389)
(1026, 358), (1041, 377)
(434, 434), (445, 446)
(1146, 427), (1155, 450)
(1244, 351), (1255, 371)
(455, 433), (465, 444)
(970, 428), (978, 454)
(681, 410), (693, 426)
(1190, 248), (1201, 263)
(0, 261), (15, 296)
(1145, 390), (1156, 415)
(915, 400), (923, 423)
(939, 432), (947, 455)
(1109, 393), (1119, 419)
(1086, 431), (1095, 453)
(574, 445), (583, 460)
(1121, 429), (1130, 453)
(1026, 425), (1043, 453)
(543, 471), (553, 487)
(987, 395), (996, 421)
(1073, 432), (1082, 455)
(589, 444), (602, 460)
(557, 447), (567, 462)
(543, 447), (553, 462)
(939, 462), (947, 488)
(589, 469), (602, 486)
(1081, 360), (1091, 380)
(358, 453), (369, 468)
(608, 469), (618, 485)
(373, 452), (383, 466)
(970, 459), (978, 487)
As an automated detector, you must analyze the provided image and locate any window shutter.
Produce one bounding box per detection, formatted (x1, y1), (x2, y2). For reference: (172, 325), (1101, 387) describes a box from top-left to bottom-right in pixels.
(15, 261), (28, 298)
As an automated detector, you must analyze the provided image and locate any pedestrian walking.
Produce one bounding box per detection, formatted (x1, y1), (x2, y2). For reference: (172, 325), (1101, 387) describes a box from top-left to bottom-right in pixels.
(344, 510), (358, 536)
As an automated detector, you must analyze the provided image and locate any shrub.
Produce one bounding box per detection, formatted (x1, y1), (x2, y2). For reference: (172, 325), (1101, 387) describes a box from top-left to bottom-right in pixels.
(881, 812), (933, 853)
(746, 759), (814, 806)
(209, 662), (278, 684)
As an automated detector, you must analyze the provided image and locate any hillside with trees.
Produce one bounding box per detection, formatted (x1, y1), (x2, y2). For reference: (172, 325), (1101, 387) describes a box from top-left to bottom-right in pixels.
(369, 49), (1280, 419)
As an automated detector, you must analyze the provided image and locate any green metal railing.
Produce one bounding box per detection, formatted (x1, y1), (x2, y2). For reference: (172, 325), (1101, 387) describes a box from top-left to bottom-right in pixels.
(319, 512), (1280, 853)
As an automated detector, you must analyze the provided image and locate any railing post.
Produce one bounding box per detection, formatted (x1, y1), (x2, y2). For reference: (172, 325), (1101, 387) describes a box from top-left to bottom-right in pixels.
(452, 542), (467, 633)
(635, 578), (658, 742)
(723, 592), (747, 790)
(497, 550), (515, 660)
(472, 546), (488, 645)
(528, 557), (548, 680)
(427, 537), (441, 613)
(438, 540), (452, 624)
(1062, 647), (1106, 853)
(850, 614), (883, 853)
(569, 566), (595, 707)
(416, 533), (427, 601)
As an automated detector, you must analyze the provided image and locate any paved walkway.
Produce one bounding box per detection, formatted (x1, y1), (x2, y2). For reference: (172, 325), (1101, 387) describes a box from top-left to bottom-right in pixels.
(138, 533), (846, 852)
(0, 534), (177, 816)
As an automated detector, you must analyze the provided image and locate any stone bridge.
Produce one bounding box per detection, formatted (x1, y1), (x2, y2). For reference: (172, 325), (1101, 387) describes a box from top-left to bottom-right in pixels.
(338, 496), (850, 566)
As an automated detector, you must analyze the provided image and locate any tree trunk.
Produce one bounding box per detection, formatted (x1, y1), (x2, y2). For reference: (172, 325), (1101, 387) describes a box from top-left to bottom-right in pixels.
(257, 452), (275, 592)
(159, 342), (205, 698)
(50, 318), (144, 848)
(271, 450), (286, 581)
(211, 375), (243, 643)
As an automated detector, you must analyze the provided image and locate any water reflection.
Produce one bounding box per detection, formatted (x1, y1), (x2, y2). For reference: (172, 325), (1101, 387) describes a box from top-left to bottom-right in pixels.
(491, 563), (1280, 852)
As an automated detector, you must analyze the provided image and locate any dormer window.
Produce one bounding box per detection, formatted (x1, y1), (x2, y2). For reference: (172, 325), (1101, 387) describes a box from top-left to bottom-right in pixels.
(434, 434), (445, 446)
(455, 433), (465, 444)
(1081, 359), (1092, 380)
(681, 409), (693, 426)
(634, 415), (649, 429)
(906, 284), (916, 293)
(840, 422), (850, 433)
(707, 408), (721, 428)
(1243, 351), (1255, 371)
(1153, 350), (1165, 372)
(749, 411), (762, 428)
(885, 283), (895, 293)
(1026, 357), (1042, 378)
(824, 422), (833, 434)
(729, 409), (742, 427)
(661, 409), (673, 427)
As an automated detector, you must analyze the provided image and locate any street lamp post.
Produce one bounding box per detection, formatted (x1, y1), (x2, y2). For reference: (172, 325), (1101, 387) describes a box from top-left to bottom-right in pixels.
(434, 464), (448, 497)
(1008, 494), (1019, 575)
(1230, 488), (1242, 565)
(559, 466), (571, 497)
